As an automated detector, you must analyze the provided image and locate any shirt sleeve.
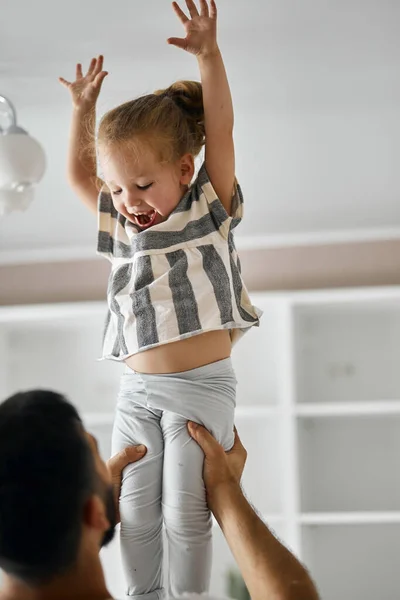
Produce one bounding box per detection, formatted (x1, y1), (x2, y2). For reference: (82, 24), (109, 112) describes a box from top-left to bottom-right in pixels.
(96, 187), (119, 260)
(195, 162), (244, 239)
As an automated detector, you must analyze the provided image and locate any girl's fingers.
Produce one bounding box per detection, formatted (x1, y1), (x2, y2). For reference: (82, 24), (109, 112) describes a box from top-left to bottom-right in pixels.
(58, 77), (71, 88)
(167, 36), (188, 50)
(86, 57), (97, 76)
(210, 0), (217, 18)
(93, 70), (108, 87)
(199, 0), (209, 17)
(93, 55), (104, 76)
(185, 0), (200, 19)
(76, 63), (83, 80)
(172, 1), (189, 24)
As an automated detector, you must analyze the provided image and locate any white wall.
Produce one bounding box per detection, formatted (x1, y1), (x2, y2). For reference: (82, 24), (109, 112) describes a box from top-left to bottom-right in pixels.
(1, 0), (399, 253)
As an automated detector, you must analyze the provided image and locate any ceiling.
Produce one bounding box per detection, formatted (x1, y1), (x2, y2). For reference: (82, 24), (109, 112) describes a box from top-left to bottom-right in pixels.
(1, 0), (400, 258)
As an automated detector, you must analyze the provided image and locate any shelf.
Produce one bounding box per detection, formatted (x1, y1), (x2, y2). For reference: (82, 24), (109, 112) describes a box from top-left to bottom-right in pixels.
(298, 415), (400, 513)
(294, 301), (400, 404)
(290, 286), (400, 305)
(299, 512), (400, 525)
(2, 290), (400, 600)
(296, 400), (400, 417)
(229, 418), (283, 516)
(236, 406), (279, 418)
(0, 301), (107, 323)
(301, 523), (400, 600)
(232, 299), (284, 407)
(1, 322), (124, 414)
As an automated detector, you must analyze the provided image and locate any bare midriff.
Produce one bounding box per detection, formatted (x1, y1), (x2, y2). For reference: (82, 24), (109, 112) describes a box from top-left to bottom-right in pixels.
(125, 329), (232, 374)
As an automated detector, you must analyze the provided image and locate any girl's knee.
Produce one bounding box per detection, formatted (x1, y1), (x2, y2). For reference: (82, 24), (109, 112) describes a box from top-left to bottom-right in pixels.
(163, 501), (211, 534)
(120, 513), (163, 546)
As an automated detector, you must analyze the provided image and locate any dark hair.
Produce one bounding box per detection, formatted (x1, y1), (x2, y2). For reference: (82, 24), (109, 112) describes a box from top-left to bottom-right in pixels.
(97, 80), (205, 163)
(0, 390), (97, 584)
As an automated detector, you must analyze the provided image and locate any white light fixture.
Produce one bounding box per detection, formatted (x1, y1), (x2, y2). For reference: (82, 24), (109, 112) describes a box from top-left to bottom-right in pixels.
(0, 95), (46, 216)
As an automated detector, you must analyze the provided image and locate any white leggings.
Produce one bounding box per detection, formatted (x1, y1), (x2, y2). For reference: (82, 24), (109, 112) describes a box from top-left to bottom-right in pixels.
(112, 358), (237, 600)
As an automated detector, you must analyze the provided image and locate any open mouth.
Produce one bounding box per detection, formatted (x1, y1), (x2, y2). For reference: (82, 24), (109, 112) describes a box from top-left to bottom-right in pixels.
(132, 210), (157, 229)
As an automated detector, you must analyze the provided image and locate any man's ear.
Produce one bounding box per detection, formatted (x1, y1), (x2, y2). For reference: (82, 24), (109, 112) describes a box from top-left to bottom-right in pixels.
(180, 154), (195, 185)
(83, 495), (110, 532)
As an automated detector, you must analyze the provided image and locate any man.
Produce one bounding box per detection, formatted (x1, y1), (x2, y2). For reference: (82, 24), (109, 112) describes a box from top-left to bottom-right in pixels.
(0, 390), (319, 600)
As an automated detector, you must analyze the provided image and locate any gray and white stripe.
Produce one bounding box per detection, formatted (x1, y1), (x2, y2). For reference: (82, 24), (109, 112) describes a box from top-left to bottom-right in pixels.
(98, 163), (261, 360)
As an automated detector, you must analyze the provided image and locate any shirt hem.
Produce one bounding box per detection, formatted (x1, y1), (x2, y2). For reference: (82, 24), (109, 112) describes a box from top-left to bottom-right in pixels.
(98, 319), (261, 363)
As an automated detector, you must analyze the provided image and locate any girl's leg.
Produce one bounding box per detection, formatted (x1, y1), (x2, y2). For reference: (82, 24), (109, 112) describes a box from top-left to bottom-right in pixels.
(158, 359), (236, 597)
(112, 372), (164, 600)
(161, 411), (212, 597)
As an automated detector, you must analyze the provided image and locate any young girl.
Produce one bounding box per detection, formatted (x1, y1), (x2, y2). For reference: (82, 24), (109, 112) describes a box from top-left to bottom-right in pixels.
(60, 1), (260, 598)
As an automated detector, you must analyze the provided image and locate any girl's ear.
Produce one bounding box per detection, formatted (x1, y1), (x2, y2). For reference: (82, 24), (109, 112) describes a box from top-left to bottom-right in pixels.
(180, 154), (195, 185)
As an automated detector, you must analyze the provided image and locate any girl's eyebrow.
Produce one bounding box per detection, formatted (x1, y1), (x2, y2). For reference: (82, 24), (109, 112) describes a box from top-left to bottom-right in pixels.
(109, 173), (151, 186)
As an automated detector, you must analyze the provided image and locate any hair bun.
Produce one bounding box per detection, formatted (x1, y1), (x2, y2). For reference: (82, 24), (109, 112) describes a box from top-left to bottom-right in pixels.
(161, 81), (203, 121)
(154, 81), (205, 153)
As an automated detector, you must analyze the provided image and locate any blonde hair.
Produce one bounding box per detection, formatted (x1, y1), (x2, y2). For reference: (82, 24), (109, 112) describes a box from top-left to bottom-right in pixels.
(98, 80), (205, 163)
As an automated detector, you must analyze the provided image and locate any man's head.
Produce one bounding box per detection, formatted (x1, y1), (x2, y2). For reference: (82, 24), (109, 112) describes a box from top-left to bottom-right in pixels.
(0, 390), (116, 585)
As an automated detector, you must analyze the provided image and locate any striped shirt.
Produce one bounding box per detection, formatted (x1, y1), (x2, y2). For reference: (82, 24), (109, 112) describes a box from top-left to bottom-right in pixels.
(97, 163), (261, 361)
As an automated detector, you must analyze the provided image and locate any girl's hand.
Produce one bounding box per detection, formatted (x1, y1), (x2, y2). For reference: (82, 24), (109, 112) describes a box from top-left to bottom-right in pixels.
(59, 55), (108, 111)
(168, 0), (218, 57)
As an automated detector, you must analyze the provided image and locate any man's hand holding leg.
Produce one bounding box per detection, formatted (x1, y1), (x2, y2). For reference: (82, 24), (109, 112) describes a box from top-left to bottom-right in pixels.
(187, 422), (246, 515)
(188, 422), (320, 600)
(106, 445), (147, 524)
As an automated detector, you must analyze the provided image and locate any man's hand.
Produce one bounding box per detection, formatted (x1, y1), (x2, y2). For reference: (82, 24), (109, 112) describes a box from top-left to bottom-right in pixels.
(188, 422), (247, 511)
(106, 445), (147, 523)
(189, 423), (320, 600)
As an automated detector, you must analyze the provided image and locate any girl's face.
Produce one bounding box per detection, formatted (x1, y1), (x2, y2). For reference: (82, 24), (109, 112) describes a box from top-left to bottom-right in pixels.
(100, 143), (195, 230)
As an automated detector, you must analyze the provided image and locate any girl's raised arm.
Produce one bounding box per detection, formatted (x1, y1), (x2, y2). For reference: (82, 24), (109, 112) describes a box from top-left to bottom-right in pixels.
(168, 0), (235, 215)
(59, 55), (108, 213)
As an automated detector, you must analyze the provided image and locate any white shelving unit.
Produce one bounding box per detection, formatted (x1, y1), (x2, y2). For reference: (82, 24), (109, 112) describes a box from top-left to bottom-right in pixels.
(1, 286), (400, 599)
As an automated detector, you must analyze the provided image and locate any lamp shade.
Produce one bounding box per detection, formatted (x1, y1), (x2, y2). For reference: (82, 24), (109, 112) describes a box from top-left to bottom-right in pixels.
(0, 133), (46, 190)
(0, 187), (35, 216)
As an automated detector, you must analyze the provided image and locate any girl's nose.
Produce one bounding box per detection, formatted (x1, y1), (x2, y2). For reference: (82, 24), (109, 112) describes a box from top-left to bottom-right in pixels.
(125, 192), (144, 213)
